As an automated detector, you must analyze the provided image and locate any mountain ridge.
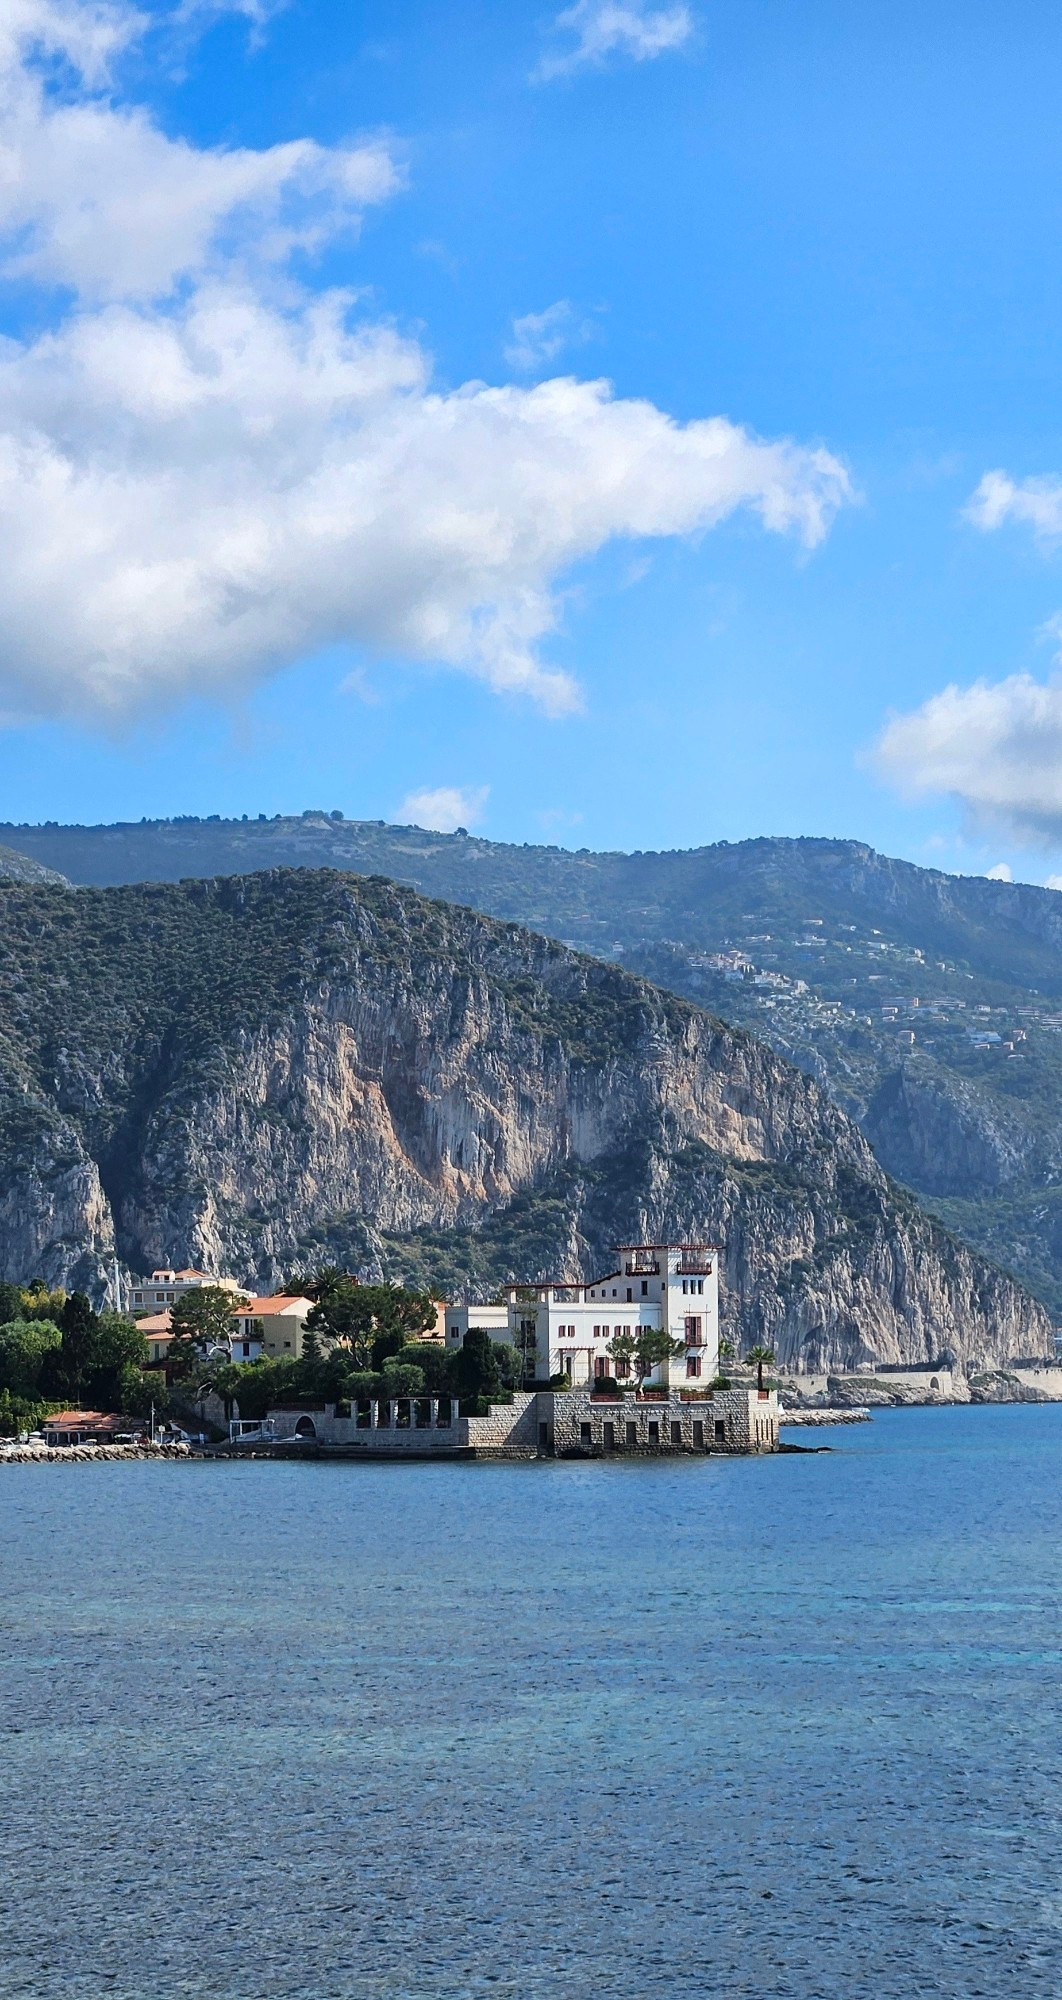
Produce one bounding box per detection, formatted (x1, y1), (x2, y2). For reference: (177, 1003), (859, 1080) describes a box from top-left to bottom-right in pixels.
(0, 865), (1049, 1374)
(4, 818), (1062, 1309)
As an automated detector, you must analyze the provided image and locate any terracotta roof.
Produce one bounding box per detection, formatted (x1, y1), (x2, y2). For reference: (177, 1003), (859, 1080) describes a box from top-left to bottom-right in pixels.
(232, 1295), (311, 1316)
(45, 1410), (121, 1431)
(136, 1311), (173, 1334)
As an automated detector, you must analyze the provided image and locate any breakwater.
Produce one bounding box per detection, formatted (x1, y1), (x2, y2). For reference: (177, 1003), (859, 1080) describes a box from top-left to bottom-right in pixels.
(0, 1442), (193, 1463)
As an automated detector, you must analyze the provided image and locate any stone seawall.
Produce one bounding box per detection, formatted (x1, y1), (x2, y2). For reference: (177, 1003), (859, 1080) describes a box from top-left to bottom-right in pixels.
(549, 1387), (779, 1456)
(265, 1386), (780, 1457)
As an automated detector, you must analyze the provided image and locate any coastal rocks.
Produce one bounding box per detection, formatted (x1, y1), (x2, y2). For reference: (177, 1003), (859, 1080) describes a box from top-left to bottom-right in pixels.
(776, 1406), (871, 1425)
(0, 1442), (192, 1462)
(967, 1371), (1056, 1404)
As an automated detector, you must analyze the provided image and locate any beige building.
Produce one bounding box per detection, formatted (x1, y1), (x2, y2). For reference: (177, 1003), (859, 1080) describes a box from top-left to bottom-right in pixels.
(231, 1294), (315, 1360)
(130, 1267), (244, 1314)
(137, 1311), (176, 1367)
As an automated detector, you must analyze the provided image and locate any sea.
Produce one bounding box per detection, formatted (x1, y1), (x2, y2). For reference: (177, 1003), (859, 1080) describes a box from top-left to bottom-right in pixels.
(2, 1404), (1062, 1999)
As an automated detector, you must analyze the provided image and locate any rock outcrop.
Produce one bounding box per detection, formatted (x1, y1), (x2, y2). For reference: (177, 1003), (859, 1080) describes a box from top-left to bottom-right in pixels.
(0, 868), (1050, 1371)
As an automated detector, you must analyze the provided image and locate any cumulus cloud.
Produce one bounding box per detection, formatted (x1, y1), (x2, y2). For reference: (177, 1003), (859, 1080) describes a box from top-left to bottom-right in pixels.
(396, 785), (489, 834)
(505, 301), (592, 373)
(873, 669), (1062, 847)
(0, 0), (850, 728)
(965, 470), (1062, 542)
(0, 1), (399, 301)
(536, 0), (693, 80)
(985, 862), (1012, 881)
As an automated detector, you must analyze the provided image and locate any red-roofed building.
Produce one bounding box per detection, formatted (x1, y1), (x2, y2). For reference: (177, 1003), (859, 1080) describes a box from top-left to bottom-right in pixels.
(137, 1311), (175, 1367)
(230, 1295), (315, 1361)
(43, 1411), (126, 1446)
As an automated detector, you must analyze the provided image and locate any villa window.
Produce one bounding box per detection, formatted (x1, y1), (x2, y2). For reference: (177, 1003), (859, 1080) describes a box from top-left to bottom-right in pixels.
(684, 1316), (702, 1345)
(686, 1356), (702, 1378)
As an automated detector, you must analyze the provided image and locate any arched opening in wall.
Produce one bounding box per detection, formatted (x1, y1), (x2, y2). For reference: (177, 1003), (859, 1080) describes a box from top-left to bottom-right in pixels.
(930, 1377), (940, 1392)
(294, 1416), (317, 1439)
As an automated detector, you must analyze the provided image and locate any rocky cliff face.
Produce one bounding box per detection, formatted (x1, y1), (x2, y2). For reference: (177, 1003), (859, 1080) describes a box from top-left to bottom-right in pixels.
(0, 869), (1050, 1370)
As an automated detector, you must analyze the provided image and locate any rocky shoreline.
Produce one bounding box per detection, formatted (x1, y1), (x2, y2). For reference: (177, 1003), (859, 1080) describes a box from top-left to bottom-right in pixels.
(0, 1442), (193, 1463)
(776, 1368), (1062, 1411)
(778, 1406), (871, 1425)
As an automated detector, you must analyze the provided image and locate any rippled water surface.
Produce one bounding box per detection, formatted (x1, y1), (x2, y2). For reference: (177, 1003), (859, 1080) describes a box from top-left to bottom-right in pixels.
(3, 1406), (1062, 1997)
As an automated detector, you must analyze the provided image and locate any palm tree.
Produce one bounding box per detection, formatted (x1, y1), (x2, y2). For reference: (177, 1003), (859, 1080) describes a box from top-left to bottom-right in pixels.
(745, 1345), (776, 1392)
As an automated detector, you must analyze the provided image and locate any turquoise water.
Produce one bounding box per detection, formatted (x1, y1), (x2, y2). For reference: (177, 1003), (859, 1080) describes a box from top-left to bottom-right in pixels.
(2, 1405), (1062, 1998)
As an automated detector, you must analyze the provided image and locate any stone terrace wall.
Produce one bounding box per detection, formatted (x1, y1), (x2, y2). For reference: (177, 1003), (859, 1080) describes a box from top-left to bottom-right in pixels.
(464, 1393), (540, 1456)
(268, 1394), (540, 1455)
(265, 1388), (778, 1456)
(549, 1388), (778, 1455)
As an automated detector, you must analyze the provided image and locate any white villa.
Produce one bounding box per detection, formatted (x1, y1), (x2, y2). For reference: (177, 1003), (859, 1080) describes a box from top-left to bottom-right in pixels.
(445, 1243), (721, 1390)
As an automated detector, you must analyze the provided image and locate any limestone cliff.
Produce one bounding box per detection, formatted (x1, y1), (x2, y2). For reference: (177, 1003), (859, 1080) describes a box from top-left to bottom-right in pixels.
(0, 869), (1050, 1370)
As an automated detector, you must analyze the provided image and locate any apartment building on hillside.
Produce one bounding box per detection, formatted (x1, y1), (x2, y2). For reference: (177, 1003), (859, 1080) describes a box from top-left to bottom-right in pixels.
(130, 1267), (244, 1313)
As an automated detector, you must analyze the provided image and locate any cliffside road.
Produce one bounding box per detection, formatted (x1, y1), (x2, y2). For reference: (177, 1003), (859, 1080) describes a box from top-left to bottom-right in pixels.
(0, 865), (1049, 1374)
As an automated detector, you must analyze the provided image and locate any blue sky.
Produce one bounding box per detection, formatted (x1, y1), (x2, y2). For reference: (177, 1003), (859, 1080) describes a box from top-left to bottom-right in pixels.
(3, 0), (1062, 880)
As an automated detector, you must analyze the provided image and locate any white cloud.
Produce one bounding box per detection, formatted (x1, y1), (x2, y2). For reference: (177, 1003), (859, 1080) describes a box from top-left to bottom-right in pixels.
(536, 0), (693, 80)
(0, 0), (850, 727)
(965, 469), (1062, 542)
(505, 300), (592, 373)
(1045, 875), (1062, 891)
(396, 785), (488, 834)
(985, 862), (1012, 881)
(0, 0), (399, 301)
(873, 670), (1062, 848)
(0, 0), (145, 83)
